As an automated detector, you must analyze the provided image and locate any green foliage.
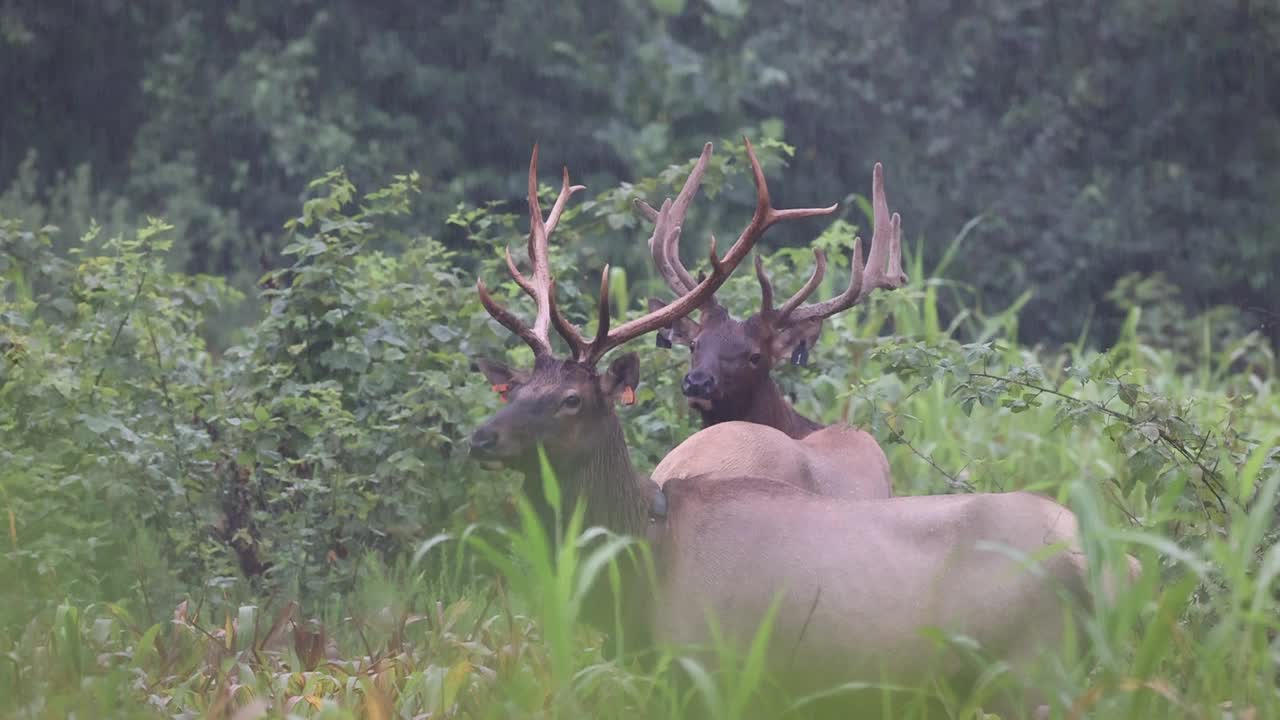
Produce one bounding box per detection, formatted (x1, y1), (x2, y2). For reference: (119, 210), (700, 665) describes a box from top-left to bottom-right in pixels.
(2, 156), (1279, 718)
(6, 3), (1279, 708)
(4, 1), (1276, 349)
(1, 214), (237, 628)
(0, 172), (518, 628)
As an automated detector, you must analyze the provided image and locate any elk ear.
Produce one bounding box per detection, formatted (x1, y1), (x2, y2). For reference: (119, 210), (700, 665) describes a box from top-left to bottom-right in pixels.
(770, 320), (824, 367)
(473, 357), (518, 387)
(647, 298), (699, 347)
(601, 352), (641, 404)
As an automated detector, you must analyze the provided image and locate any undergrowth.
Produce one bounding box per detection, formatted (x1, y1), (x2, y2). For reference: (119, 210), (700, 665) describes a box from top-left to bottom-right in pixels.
(1, 157), (1277, 719)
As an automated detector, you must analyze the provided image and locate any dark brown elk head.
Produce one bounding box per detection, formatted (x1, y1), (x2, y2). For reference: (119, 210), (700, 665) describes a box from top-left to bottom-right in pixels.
(643, 162), (907, 438)
(468, 141), (827, 528)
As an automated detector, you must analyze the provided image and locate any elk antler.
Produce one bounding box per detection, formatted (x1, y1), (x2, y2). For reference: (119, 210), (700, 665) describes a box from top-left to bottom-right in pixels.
(634, 143), (712, 300)
(477, 144), (585, 358)
(759, 162), (908, 328)
(635, 138), (839, 312)
(479, 144), (768, 367)
(567, 199), (777, 366)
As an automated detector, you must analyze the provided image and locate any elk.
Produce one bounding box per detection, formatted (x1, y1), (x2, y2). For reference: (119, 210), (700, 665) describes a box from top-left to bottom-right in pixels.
(468, 144), (1138, 717)
(480, 140), (884, 502)
(640, 156), (908, 440)
(468, 139), (834, 638)
(637, 147), (900, 499)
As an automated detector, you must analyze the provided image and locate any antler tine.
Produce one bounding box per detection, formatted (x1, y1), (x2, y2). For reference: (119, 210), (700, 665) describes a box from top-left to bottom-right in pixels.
(637, 138), (838, 313)
(636, 142), (713, 296)
(705, 137), (838, 281)
(522, 144), (555, 350)
(639, 198), (696, 295)
(777, 161), (906, 327)
(782, 237), (864, 326)
(634, 199), (660, 223)
(888, 213), (904, 284)
(855, 162), (908, 301)
(662, 217), (699, 293)
(773, 249), (828, 323)
(755, 253), (774, 312)
(475, 242), (554, 358)
(477, 278), (553, 357)
(478, 145), (586, 358)
(504, 246), (535, 296)
(756, 249), (827, 318)
(583, 258), (726, 366)
(574, 138), (840, 365)
(546, 165), (587, 237)
(541, 263), (613, 364)
(588, 265), (612, 355)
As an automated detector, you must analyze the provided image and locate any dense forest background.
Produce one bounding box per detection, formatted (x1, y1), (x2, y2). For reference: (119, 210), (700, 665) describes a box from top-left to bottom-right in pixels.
(3, 0), (1277, 349)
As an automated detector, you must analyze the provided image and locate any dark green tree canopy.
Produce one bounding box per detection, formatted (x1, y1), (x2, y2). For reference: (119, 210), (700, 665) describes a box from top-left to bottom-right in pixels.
(2, 0), (1276, 346)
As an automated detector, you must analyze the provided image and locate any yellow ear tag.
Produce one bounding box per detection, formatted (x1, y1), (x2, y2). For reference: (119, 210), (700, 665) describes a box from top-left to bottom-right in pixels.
(621, 386), (636, 406)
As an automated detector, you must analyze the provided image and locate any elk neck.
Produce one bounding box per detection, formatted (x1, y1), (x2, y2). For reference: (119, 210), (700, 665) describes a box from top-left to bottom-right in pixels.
(517, 411), (652, 539)
(511, 408), (659, 650)
(699, 374), (823, 440)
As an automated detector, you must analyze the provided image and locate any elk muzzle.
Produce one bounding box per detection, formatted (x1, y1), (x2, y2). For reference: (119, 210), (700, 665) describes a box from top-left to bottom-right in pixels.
(469, 422), (520, 467)
(681, 368), (717, 407)
(470, 427), (499, 454)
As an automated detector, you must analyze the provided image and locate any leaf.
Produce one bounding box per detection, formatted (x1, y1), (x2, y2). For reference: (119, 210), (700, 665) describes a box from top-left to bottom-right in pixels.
(92, 617), (113, 644)
(83, 415), (114, 434)
(677, 657), (723, 716)
(134, 623), (163, 668)
(652, 0), (686, 13)
(442, 660), (473, 709)
(1065, 365), (1091, 384)
(362, 675), (393, 720)
(412, 533), (452, 566)
(1117, 382), (1139, 407)
(1135, 422), (1161, 443)
(378, 331), (408, 348)
(229, 700), (269, 720)
(1126, 446), (1164, 489)
(236, 605), (257, 650)
(259, 601), (297, 652)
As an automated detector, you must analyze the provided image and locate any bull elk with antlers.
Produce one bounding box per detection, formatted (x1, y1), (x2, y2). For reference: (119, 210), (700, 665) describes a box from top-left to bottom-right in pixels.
(467, 143), (1138, 717)
(468, 141), (800, 536)
(638, 144), (902, 499)
(475, 140), (875, 502)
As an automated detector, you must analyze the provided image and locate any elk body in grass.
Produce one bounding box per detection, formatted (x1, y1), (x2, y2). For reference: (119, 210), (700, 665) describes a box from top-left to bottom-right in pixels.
(638, 146), (905, 499)
(467, 143), (1138, 717)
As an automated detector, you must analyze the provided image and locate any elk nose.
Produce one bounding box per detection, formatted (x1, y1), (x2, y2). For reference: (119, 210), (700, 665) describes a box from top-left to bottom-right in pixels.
(682, 369), (716, 398)
(470, 427), (498, 455)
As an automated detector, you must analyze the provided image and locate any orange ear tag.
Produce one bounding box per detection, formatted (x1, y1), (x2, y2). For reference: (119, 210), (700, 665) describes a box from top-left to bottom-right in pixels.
(621, 386), (636, 406)
(491, 383), (510, 403)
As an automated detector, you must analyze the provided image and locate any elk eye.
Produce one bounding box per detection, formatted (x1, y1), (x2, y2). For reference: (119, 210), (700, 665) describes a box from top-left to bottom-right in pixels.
(689, 340), (698, 352)
(749, 352), (763, 366)
(561, 394), (581, 410)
